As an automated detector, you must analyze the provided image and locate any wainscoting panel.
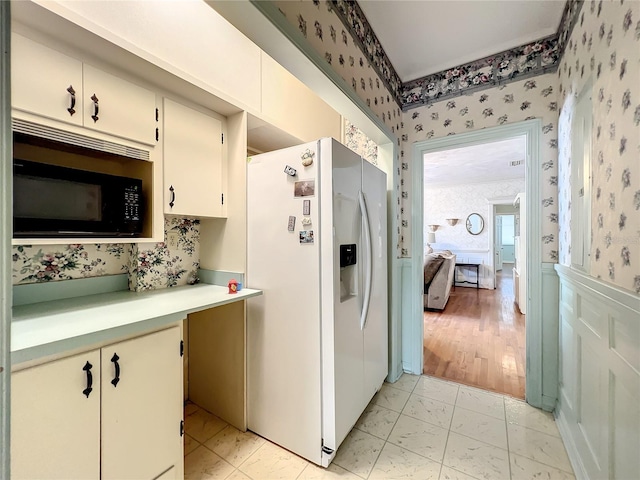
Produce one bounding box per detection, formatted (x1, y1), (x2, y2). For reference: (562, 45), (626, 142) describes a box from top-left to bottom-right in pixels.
(555, 265), (640, 480)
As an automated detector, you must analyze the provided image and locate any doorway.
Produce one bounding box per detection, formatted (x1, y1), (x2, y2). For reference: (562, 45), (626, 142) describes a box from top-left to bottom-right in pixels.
(409, 119), (547, 408)
(421, 139), (526, 398)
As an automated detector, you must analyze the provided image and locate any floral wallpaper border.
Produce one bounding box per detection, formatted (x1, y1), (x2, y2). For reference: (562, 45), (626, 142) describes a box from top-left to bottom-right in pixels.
(400, 35), (560, 109)
(315, 0), (584, 111)
(329, 0), (403, 107)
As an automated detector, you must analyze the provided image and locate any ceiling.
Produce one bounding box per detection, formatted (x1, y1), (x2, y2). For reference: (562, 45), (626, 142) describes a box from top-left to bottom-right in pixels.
(358, 0), (566, 82)
(423, 136), (526, 187)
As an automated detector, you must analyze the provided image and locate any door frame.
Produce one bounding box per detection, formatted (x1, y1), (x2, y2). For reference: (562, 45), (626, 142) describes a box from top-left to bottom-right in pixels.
(410, 119), (546, 408)
(1, 2), (12, 476)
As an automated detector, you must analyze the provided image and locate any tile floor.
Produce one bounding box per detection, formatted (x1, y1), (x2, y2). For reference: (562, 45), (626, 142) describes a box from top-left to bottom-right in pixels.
(184, 374), (575, 479)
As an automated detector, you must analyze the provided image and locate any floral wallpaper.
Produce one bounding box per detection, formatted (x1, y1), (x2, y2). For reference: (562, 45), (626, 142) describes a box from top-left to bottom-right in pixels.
(12, 243), (128, 285)
(344, 119), (378, 165)
(12, 216), (201, 291)
(401, 73), (560, 262)
(557, 0), (640, 293)
(128, 216), (200, 292)
(401, 36), (560, 109)
(274, 0), (403, 133)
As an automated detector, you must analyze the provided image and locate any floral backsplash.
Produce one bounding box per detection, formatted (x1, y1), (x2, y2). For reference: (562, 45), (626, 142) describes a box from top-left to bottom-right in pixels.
(129, 216), (200, 292)
(12, 216), (201, 291)
(557, 0), (640, 293)
(12, 243), (129, 285)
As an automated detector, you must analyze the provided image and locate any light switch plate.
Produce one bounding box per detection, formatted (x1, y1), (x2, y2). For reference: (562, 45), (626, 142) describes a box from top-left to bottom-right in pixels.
(167, 232), (179, 249)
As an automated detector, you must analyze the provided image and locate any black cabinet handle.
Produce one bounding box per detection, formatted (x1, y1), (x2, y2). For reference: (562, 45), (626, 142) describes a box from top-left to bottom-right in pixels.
(90, 94), (99, 122)
(82, 361), (93, 398)
(110, 353), (120, 387)
(67, 85), (76, 116)
(169, 185), (175, 208)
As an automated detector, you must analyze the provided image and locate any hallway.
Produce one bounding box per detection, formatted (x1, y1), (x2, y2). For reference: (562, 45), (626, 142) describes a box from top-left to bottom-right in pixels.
(423, 268), (526, 399)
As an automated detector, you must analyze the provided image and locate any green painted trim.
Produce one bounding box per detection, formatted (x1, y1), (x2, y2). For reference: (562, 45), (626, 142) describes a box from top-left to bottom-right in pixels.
(198, 269), (245, 288)
(541, 263), (559, 412)
(411, 119), (549, 409)
(13, 274), (129, 307)
(0, 2), (11, 476)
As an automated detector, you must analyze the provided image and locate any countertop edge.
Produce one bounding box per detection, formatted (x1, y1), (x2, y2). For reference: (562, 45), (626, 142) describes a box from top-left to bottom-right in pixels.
(11, 284), (262, 365)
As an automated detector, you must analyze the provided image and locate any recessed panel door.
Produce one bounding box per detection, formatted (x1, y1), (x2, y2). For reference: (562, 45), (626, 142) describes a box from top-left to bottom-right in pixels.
(11, 351), (101, 479)
(101, 326), (182, 480)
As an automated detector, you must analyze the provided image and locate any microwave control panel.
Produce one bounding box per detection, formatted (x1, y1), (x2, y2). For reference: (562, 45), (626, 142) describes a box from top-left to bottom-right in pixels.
(123, 185), (141, 222)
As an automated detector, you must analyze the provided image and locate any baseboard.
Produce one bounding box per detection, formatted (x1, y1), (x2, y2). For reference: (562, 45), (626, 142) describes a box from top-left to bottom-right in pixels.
(555, 407), (589, 480)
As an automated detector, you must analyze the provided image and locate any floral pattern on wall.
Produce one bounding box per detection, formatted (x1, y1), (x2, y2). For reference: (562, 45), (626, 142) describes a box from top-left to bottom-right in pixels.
(557, 0), (640, 293)
(344, 119), (378, 165)
(401, 36), (560, 109)
(401, 73), (560, 262)
(12, 243), (128, 284)
(128, 216), (200, 292)
(274, 0), (403, 132)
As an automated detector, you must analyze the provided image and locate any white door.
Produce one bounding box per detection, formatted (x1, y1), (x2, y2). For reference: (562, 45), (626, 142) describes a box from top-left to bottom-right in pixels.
(101, 327), (182, 480)
(11, 351), (101, 480)
(495, 215), (503, 272)
(163, 98), (225, 217)
(321, 138), (365, 455)
(361, 160), (388, 402)
(11, 33), (84, 127)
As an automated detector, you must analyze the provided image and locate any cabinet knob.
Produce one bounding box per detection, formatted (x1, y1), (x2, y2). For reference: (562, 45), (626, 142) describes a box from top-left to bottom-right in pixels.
(90, 94), (99, 122)
(66, 85), (76, 116)
(82, 361), (93, 398)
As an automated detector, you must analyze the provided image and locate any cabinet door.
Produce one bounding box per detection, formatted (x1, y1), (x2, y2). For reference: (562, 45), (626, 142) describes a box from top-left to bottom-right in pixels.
(101, 326), (182, 480)
(163, 98), (225, 217)
(11, 351), (101, 480)
(83, 64), (157, 145)
(11, 33), (83, 126)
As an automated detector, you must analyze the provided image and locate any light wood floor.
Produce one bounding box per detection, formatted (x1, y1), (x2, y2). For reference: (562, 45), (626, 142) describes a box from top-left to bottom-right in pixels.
(423, 267), (526, 399)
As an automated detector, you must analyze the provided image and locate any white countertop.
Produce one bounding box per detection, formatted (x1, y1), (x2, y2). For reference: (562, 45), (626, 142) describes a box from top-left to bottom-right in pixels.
(12, 283), (262, 364)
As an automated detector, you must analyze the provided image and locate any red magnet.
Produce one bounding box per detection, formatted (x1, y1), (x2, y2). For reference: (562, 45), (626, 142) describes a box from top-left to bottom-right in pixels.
(228, 279), (238, 294)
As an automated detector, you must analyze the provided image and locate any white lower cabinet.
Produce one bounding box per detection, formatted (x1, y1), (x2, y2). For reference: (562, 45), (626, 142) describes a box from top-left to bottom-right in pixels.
(11, 350), (101, 479)
(11, 326), (183, 480)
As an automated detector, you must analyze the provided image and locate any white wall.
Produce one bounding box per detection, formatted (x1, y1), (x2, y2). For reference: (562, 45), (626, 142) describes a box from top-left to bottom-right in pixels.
(424, 178), (524, 288)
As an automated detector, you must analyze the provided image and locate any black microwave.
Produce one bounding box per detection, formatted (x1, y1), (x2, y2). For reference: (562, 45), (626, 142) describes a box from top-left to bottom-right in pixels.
(13, 159), (143, 238)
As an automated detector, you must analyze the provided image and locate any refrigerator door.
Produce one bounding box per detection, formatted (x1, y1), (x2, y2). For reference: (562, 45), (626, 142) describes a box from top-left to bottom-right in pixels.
(319, 138), (365, 459)
(246, 140), (324, 464)
(361, 161), (389, 401)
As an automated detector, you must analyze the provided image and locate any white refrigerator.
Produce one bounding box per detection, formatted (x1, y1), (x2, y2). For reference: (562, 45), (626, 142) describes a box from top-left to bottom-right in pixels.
(246, 137), (388, 466)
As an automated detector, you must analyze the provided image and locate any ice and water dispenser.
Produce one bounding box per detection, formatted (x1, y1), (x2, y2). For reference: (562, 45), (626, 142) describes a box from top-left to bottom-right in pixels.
(340, 244), (357, 302)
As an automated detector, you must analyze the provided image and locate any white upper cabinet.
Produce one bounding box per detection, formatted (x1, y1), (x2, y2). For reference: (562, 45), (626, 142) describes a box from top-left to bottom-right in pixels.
(261, 54), (342, 142)
(163, 98), (226, 218)
(12, 33), (84, 127)
(11, 33), (157, 146)
(82, 64), (157, 146)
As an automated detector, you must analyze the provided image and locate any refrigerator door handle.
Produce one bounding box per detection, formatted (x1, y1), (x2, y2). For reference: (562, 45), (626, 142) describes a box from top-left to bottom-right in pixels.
(358, 190), (373, 331)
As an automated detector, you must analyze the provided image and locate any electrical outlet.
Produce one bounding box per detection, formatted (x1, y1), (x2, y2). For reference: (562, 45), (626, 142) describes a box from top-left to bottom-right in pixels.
(167, 232), (179, 249)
